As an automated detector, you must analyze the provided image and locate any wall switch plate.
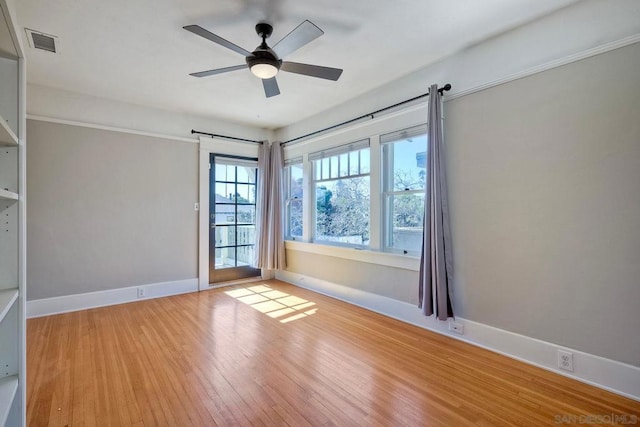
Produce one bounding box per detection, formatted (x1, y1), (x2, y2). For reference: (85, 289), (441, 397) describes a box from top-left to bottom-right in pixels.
(558, 350), (573, 371)
(137, 287), (146, 298)
(194, 202), (199, 211)
(449, 321), (464, 334)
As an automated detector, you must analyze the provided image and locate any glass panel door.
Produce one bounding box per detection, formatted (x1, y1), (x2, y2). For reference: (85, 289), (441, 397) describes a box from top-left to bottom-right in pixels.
(209, 154), (261, 284)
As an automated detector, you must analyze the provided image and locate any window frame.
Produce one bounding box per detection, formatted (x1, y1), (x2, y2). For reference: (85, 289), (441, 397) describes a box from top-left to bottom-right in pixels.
(310, 140), (371, 248)
(380, 124), (427, 255)
(284, 158), (304, 241)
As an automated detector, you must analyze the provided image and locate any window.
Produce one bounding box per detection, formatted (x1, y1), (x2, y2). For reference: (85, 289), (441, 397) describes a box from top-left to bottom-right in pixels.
(284, 158), (303, 240)
(310, 140), (370, 246)
(381, 125), (427, 254)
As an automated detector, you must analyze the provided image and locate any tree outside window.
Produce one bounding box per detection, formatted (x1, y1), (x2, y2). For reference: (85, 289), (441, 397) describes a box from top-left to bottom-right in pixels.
(285, 162), (303, 239)
(313, 145), (370, 246)
(382, 125), (427, 254)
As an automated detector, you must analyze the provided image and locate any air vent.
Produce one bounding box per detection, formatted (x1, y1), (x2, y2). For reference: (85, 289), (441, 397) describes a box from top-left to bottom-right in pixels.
(25, 28), (59, 53)
(32, 33), (55, 52)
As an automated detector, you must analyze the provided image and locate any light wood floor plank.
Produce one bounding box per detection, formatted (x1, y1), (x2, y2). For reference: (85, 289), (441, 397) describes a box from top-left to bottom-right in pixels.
(27, 280), (639, 426)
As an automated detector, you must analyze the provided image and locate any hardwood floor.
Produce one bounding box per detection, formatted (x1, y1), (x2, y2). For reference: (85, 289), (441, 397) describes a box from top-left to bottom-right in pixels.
(27, 280), (639, 426)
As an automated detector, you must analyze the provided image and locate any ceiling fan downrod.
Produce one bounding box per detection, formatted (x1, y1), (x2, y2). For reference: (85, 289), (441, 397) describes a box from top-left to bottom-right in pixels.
(255, 22), (273, 43)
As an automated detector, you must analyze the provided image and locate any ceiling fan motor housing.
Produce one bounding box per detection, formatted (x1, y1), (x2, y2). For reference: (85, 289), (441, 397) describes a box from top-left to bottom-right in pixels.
(246, 22), (281, 76)
(246, 48), (282, 73)
(255, 22), (273, 39)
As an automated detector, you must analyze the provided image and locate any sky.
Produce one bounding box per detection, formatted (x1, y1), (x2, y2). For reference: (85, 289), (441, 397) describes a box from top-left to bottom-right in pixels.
(388, 134), (427, 190)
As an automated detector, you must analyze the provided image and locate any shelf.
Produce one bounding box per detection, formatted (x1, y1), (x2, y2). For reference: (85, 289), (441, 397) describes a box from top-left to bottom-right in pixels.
(0, 5), (18, 60)
(0, 375), (18, 426)
(0, 289), (18, 324)
(0, 115), (18, 146)
(0, 188), (18, 201)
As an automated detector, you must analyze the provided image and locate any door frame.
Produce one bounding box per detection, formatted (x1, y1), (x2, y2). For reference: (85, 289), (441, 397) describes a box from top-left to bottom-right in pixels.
(198, 137), (266, 291)
(208, 153), (261, 283)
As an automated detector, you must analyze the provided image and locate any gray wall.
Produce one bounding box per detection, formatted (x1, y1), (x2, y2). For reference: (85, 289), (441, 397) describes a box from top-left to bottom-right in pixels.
(27, 121), (198, 300)
(286, 42), (640, 367)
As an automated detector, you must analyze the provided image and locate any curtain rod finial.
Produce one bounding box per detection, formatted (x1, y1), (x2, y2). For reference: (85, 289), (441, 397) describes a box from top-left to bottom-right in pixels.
(437, 84), (452, 95)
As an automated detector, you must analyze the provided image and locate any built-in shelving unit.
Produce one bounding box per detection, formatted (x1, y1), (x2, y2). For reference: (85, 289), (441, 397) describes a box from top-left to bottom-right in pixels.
(0, 377), (18, 426)
(0, 116), (18, 147)
(0, 189), (18, 201)
(0, 289), (18, 323)
(0, 0), (26, 425)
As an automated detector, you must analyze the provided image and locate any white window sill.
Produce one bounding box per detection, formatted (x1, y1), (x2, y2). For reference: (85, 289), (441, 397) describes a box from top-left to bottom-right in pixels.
(284, 240), (420, 271)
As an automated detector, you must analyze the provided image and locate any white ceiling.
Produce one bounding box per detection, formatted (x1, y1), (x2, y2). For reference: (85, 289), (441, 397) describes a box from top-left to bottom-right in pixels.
(16, 0), (579, 130)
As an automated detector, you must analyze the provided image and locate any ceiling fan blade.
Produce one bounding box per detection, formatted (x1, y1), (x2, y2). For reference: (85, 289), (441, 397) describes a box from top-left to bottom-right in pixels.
(184, 25), (251, 57)
(262, 77), (280, 98)
(189, 64), (248, 78)
(272, 20), (323, 58)
(281, 62), (343, 81)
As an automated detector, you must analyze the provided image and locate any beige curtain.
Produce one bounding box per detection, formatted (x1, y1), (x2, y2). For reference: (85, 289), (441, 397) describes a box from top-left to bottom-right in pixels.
(255, 143), (286, 270)
(254, 142), (270, 267)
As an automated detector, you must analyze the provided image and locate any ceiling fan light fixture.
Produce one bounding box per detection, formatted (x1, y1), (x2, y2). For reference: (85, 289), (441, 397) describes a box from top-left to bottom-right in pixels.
(250, 61), (279, 79)
(246, 44), (281, 80)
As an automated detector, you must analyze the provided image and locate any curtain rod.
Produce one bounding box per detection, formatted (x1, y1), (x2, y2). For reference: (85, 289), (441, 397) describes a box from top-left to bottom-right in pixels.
(281, 83), (452, 146)
(191, 129), (264, 144)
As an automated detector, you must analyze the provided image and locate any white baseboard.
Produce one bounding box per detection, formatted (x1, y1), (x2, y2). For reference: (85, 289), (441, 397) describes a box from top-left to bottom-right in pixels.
(27, 278), (198, 318)
(276, 270), (640, 401)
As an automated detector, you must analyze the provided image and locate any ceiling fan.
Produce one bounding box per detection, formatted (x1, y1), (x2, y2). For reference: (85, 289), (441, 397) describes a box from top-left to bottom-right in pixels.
(184, 20), (343, 98)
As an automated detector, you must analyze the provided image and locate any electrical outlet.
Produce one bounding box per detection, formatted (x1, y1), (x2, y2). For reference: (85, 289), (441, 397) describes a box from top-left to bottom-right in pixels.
(449, 321), (464, 334)
(137, 287), (146, 298)
(558, 350), (573, 371)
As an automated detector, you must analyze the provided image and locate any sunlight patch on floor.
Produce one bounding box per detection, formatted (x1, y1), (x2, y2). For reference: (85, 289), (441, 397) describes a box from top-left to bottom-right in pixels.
(225, 284), (318, 323)
(225, 288), (255, 298)
(237, 294), (268, 305)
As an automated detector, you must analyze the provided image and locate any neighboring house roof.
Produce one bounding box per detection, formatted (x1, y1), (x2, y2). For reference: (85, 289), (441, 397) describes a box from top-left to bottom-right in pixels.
(214, 193), (255, 221)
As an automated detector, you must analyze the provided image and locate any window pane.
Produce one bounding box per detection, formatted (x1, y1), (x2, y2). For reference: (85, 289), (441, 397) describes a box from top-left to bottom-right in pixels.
(315, 176), (370, 246)
(236, 225), (255, 245)
(235, 244), (254, 267)
(215, 204), (236, 225)
(215, 183), (235, 202)
(236, 166), (251, 183)
(387, 193), (424, 253)
(359, 148), (370, 174)
(314, 160), (322, 180)
(236, 184), (256, 204)
(288, 199), (303, 238)
(237, 206), (256, 224)
(215, 225), (236, 247)
(290, 164), (303, 199)
(390, 135), (427, 191)
(321, 158), (330, 180)
(315, 184), (331, 236)
(330, 156), (339, 179)
(339, 153), (349, 177)
(215, 247), (236, 268)
(349, 151), (359, 175)
(215, 164), (230, 182)
(286, 163), (304, 240)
